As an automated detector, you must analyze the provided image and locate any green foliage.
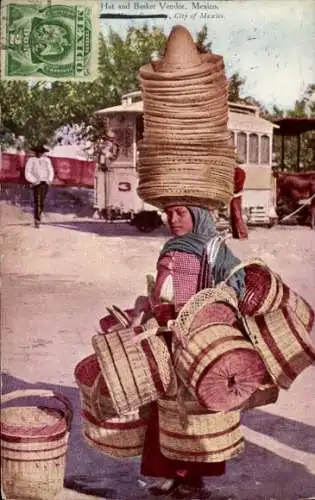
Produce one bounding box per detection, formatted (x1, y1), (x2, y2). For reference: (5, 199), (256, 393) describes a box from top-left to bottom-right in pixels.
(228, 72), (246, 102)
(0, 24), (313, 172)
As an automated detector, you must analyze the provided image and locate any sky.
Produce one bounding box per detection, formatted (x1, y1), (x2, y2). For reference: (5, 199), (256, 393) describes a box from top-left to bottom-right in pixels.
(100, 0), (315, 111)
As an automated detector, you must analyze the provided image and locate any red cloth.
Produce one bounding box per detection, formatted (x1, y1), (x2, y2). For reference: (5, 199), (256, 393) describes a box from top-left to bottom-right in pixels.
(152, 252), (201, 312)
(0, 153), (96, 188)
(230, 166), (248, 239)
(141, 251), (226, 478)
(234, 166), (246, 193)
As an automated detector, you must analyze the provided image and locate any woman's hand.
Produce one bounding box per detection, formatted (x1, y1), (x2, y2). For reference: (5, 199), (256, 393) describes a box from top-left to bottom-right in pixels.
(133, 295), (151, 316)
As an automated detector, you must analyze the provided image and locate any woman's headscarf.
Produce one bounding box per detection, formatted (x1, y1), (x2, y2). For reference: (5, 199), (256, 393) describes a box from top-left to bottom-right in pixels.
(159, 207), (216, 259)
(159, 206), (245, 296)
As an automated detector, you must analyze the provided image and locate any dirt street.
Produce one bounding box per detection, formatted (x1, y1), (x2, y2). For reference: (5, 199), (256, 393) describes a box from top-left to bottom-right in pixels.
(1, 202), (315, 500)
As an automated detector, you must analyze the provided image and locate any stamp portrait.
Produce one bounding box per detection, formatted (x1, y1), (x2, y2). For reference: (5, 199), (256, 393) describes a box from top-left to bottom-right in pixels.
(0, 0), (100, 80)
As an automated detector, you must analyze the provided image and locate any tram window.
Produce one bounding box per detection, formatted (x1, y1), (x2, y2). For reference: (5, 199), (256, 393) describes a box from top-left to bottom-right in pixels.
(136, 114), (144, 141)
(261, 135), (270, 164)
(249, 133), (259, 163)
(237, 132), (247, 163)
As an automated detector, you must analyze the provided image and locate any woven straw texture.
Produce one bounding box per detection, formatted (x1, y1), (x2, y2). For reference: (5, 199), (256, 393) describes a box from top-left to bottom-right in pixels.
(173, 323), (268, 412)
(230, 260), (315, 331)
(189, 302), (238, 332)
(172, 285), (238, 340)
(158, 395), (244, 462)
(235, 261), (284, 316)
(74, 354), (116, 420)
(137, 25), (235, 210)
(82, 404), (149, 459)
(92, 327), (174, 415)
(1, 390), (72, 500)
(243, 306), (315, 389)
(281, 284), (315, 333)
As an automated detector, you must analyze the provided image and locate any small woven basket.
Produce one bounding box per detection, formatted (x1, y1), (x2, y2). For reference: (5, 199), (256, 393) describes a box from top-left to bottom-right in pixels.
(226, 260), (284, 316)
(173, 285), (239, 340)
(92, 327), (174, 415)
(172, 323), (268, 412)
(158, 394), (244, 463)
(81, 404), (149, 459)
(243, 306), (315, 389)
(74, 354), (116, 420)
(1, 389), (72, 500)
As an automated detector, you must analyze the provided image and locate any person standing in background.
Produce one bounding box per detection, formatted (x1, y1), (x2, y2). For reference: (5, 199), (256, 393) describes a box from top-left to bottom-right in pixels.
(25, 145), (54, 228)
(230, 154), (248, 239)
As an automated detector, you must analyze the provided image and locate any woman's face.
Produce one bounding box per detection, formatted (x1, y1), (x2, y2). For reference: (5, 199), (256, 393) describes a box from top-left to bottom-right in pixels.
(165, 206), (194, 236)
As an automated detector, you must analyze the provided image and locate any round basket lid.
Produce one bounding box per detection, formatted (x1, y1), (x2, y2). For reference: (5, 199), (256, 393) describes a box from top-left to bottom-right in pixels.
(1, 406), (67, 441)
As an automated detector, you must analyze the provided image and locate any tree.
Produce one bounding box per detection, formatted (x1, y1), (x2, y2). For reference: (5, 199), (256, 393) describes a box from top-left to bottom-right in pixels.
(268, 84), (315, 171)
(228, 72), (246, 102)
(196, 25), (212, 53)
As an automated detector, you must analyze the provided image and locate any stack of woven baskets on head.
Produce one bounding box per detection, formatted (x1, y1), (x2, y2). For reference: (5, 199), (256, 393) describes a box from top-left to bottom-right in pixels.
(137, 24), (236, 210)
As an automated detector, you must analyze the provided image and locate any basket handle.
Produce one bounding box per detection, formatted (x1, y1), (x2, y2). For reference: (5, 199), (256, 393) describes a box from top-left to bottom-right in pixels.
(1, 389), (73, 429)
(106, 306), (131, 328)
(224, 258), (267, 283)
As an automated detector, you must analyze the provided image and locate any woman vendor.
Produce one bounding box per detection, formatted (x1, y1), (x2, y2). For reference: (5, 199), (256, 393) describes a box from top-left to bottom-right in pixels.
(134, 204), (245, 499)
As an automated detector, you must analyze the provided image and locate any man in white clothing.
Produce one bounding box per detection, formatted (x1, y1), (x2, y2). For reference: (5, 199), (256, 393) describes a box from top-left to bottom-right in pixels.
(25, 145), (54, 227)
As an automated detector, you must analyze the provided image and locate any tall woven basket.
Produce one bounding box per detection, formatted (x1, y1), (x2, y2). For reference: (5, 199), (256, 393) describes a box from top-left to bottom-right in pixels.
(92, 327), (174, 415)
(1, 390), (72, 500)
(158, 394), (244, 463)
(243, 306), (315, 389)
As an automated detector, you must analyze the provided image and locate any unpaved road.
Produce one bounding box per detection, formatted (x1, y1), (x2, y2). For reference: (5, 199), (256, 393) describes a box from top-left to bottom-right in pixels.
(1, 202), (315, 500)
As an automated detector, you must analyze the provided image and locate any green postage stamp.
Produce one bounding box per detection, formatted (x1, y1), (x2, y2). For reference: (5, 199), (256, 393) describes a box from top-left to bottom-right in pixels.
(0, 0), (100, 80)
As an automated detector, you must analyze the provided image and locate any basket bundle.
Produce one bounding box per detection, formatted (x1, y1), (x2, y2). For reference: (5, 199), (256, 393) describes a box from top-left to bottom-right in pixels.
(243, 306), (315, 389)
(137, 25), (235, 210)
(92, 327), (174, 415)
(158, 393), (244, 462)
(1, 390), (72, 500)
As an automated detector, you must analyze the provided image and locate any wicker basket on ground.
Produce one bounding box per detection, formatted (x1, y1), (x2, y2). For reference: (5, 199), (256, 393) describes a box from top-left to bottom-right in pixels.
(1, 389), (72, 500)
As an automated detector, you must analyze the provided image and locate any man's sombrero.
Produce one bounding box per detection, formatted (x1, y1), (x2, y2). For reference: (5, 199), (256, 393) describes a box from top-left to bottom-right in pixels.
(30, 144), (49, 154)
